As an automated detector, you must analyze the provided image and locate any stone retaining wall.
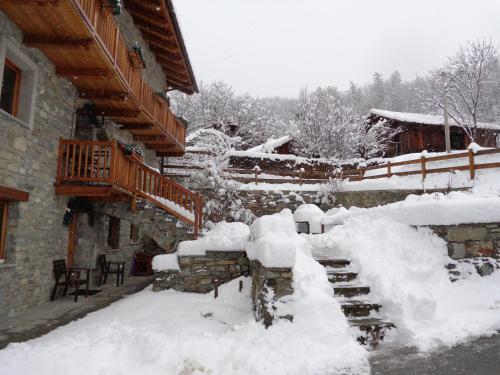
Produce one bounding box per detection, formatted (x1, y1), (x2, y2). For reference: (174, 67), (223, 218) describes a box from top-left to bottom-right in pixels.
(229, 155), (334, 173)
(250, 260), (294, 327)
(153, 251), (250, 293)
(430, 223), (500, 260)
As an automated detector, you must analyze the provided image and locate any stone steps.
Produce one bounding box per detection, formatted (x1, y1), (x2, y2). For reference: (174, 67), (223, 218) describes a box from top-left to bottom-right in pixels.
(315, 256), (394, 347)
(327, 270), (358, 283)
(340, 300), (381, 317)
(349, 318), (396, 346)
(333, 285), (370, 298)
(316, 258), (351, 268)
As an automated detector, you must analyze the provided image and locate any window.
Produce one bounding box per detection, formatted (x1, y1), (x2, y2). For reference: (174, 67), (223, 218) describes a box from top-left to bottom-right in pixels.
(0, 38), (38, 128)
(0, 202), (8, 261)
(130, 224), (139, 244)
(0, 59), (21, 116)
(107, 217), (121, 249)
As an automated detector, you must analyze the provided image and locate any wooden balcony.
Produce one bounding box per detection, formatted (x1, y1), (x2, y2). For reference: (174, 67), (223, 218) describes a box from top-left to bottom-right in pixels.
(55, 139), (203, 235)
(0, 0), (191, 155)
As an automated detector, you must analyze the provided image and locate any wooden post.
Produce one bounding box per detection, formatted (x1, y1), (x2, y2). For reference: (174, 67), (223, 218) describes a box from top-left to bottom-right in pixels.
(239, 280), (243, 292)
(387, 161), (392, 178)
(421, 156), (427, 180)
(299, 168), (303, 186)
(67, 214), (78, 269)
(468, 149), (475, 179)
(214, 279), (219, 299)
(358, 167), (365, 181)
(253, 166), (260, 185)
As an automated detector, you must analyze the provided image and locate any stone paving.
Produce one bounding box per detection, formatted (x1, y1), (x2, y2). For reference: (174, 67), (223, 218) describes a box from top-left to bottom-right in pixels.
(370, 332), (500, 374)
(0, 276), (153, 350)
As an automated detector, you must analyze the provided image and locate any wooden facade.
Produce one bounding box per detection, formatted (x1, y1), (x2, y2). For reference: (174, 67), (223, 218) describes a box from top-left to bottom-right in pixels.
(368, 111), (500, 157)
(0, 0), (196, 156)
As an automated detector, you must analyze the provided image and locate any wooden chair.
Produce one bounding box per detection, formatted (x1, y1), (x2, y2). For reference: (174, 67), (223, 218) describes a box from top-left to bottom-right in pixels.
(50, 259), (90, 302)
(96, 254), (125, 287)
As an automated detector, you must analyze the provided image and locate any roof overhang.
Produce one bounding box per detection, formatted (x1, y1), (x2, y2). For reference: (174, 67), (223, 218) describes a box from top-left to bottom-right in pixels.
(124, 0), (198, 95)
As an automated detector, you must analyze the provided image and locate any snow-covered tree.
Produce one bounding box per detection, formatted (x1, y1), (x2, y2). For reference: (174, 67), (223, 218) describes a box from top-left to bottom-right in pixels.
(292, 87), (359, 159)
(354, 118), (401, 159)
(416, 39), (499, 141)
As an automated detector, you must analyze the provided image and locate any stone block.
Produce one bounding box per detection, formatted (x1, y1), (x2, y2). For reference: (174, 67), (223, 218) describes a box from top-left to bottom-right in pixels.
(449, 243), (466, 259)
(465, 240), (495, 258)
(445, 226), (488, 242)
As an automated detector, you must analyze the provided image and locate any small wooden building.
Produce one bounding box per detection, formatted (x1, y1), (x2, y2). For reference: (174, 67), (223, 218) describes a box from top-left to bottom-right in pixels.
(368, 109), (500, 157)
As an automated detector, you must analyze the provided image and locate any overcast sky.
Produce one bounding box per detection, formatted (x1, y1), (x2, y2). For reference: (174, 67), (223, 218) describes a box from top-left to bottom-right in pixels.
(174, 0), (500, 98)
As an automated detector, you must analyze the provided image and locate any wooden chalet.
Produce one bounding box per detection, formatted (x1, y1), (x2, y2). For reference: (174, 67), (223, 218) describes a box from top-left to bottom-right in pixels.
(369, 109), (500, 157)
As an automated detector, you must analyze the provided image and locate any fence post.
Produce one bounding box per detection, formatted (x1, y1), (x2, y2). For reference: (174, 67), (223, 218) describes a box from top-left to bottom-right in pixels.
(387, 161), (392, 178)
(358, 167), (365, 181)
(468, 149), (475, 180)
(299, 168), (304, 186)
(253, 166), (260, 185)
(421, 156), (427, 180)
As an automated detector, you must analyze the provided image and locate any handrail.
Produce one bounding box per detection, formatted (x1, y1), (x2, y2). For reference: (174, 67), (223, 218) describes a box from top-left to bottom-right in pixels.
(73, 0), (185, 150)
(56, 139), (202, 236)
(342, 148), (500, 181)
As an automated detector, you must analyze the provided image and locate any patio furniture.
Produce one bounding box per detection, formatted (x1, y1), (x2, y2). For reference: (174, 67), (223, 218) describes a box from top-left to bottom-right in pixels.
(96, 254), (125, 287)
(50, 259), (90, 302)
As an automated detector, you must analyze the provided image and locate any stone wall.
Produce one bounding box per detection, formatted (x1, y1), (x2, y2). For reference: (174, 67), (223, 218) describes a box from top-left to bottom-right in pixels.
(238, 190), (330, 217)
(0, 11), (77, 317)
(430, 223), (500, 260)
(153, 251), (250, 293)
(250, 260), (294, 327)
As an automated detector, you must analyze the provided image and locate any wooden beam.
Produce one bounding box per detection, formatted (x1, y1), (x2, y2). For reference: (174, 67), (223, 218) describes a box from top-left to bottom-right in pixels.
(56, 67), (113, 78)
(157, 151), (185, 157)
(4, 0), (60, 5)
(126, 5), (169, 29)
(149, 45), (182, 61)
(136, 23), (174, 42)
(141, 33), (179, 55)
(24, 34), (93, 49)
(79, 90), (129, 101)
(118, 123), (154, 130)
(0, 185), (29, 202)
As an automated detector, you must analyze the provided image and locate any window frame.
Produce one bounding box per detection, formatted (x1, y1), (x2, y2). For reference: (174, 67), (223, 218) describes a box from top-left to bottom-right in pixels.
(1, 59), (22, 116)
(0, 201), (9, 260)
(0, 37), (39, 129)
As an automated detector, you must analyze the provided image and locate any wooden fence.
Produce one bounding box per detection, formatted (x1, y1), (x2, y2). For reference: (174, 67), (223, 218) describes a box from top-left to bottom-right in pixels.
(343, 148), (500, 181)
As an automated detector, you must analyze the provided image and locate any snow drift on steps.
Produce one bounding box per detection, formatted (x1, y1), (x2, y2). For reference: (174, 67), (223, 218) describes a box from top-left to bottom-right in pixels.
(309, 216), (500, 351)
(0, 280), (368, 375)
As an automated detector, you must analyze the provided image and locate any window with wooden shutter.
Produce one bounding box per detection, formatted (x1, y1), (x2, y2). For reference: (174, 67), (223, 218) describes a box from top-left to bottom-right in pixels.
(107, 217), (120, 249)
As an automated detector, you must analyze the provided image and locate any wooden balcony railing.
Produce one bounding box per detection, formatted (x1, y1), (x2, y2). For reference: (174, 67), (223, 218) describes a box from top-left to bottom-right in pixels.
(73, 0), (186, 149)
(56, 139), (203, 236)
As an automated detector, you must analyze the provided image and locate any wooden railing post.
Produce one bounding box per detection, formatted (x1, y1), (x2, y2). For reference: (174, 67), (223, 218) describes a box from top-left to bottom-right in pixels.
(56, 138), (64, 184)
(109, 140), (118, 183)
(420, 156), (427, 180)
(468, 149), (475, 179)
(298, 168), (304, 186)
(358, 167), (365, 181)
(253, 166), (260, 185)
(387, 161), (392, 178)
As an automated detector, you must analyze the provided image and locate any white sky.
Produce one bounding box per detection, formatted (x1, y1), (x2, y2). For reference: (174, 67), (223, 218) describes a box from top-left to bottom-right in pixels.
(174, 0), (500, 98)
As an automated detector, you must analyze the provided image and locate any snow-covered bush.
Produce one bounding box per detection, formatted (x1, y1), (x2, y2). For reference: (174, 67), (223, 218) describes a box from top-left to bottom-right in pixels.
(317, 177), (343, 206)
(186, 129), (255, 227)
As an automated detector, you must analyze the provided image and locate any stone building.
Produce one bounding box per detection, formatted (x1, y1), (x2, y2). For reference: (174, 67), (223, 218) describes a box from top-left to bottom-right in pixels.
(0, 1), (201, 317)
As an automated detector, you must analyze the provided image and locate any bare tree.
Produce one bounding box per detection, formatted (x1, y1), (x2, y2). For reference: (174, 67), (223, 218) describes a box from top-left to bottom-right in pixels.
(416, 39), (499, 141)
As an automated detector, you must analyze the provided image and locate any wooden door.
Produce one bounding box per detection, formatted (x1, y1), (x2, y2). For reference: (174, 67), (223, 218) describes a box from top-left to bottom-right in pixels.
(67, 214), (78, 268)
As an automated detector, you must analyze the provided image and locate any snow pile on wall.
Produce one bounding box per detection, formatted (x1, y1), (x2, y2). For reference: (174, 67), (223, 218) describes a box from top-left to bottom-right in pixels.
(293, 204), (324, 233)
(310, 215), (500, 351)
(246, 209), (300, 268)
(248, 135), (291, 153)
(152, 253), (180, 271)
(178, 222), (250, 256)
(322, 191), (500, 227)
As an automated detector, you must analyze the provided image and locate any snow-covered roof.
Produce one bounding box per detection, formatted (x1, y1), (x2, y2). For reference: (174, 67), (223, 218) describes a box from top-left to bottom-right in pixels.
(370, 109), (500, 131)
(247, 135), (292, 153)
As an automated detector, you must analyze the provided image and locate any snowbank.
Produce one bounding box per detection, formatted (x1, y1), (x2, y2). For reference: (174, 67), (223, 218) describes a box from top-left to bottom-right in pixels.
(246, 210), (299, 268)
(308, 216), (500, 351)
(152, 253), (180, 271)
(293, 204), (324, 233)
(322, 191), (500, 227)
(0, 265), (369, 374)
(178, 222), (250, 256)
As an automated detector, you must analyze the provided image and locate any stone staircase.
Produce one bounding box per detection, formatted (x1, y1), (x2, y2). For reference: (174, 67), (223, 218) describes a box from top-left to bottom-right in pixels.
(99, 199), (194, 252)
(316, 257), (395, 347)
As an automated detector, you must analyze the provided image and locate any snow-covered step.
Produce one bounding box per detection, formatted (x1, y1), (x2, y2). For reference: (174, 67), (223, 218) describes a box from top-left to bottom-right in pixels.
(340, 300), (381, 318)
(327, 270), (358, 283)
(349, 318), (396, 346)
(333, 285), (370, 298)
(315, 258), (350, 268)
